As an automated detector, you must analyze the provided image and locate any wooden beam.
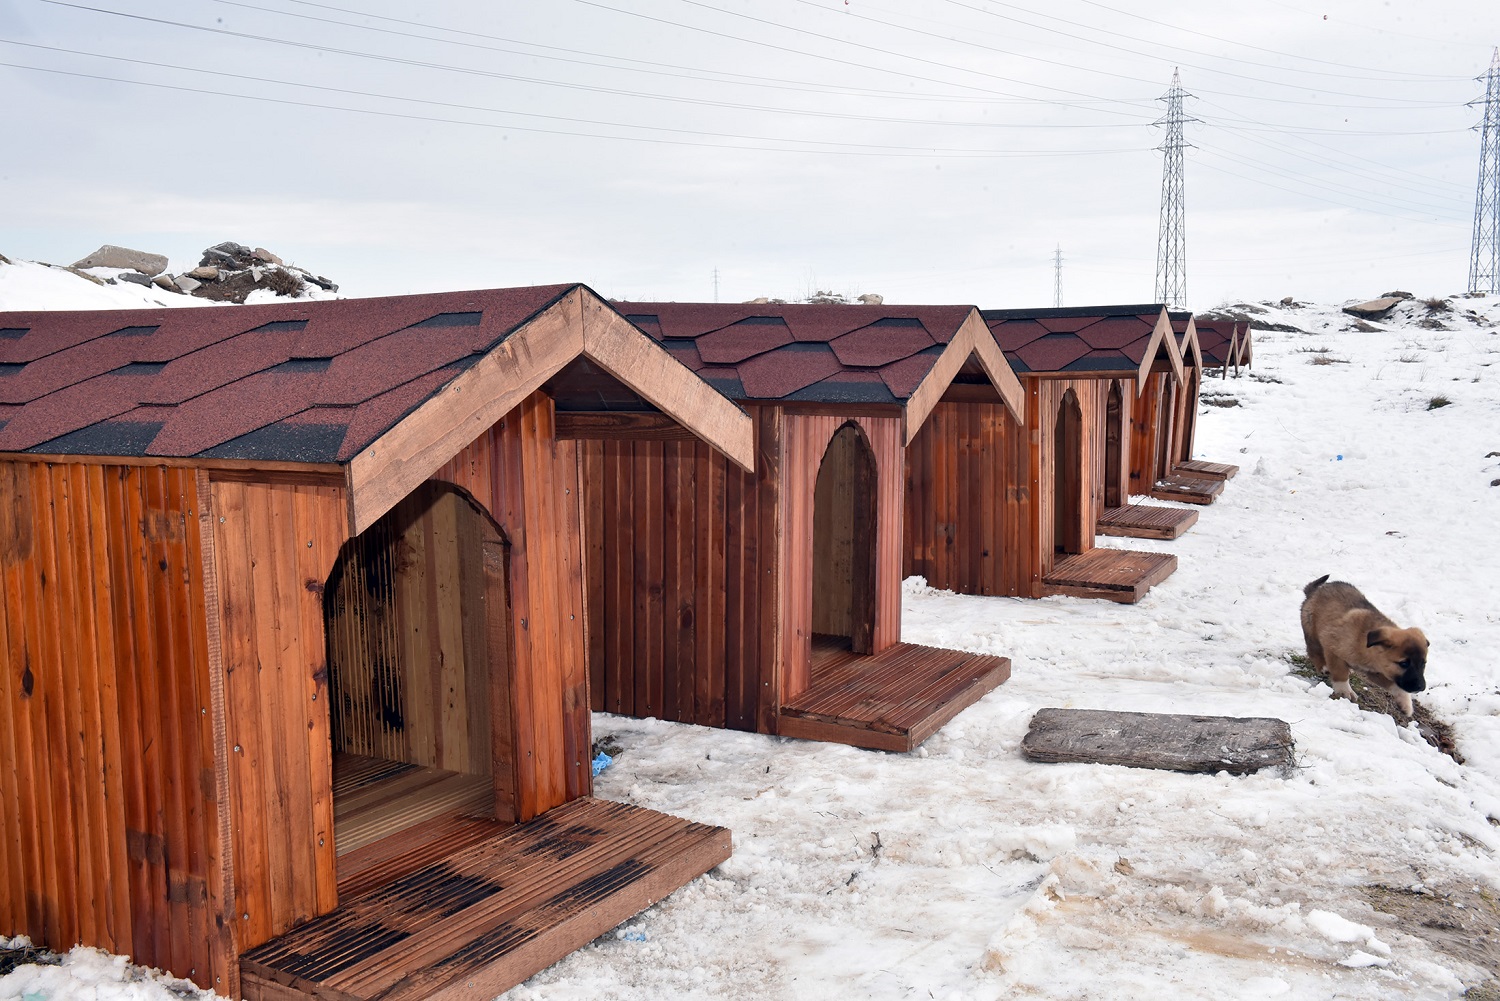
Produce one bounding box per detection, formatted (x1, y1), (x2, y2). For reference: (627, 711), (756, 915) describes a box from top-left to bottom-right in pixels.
(345, 289), (588, 534)
(577, 292), (756, 474)
(194, 470), (240, 1001)
(1136, 308), (1184, 395)
(553, 412), (697, 441)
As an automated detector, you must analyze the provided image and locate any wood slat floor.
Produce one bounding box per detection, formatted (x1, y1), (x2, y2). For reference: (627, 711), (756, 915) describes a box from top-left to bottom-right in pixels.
(1150, 473), (1225, 506)
(780, 639), (1011, 752)
(1097, 503), (1199, 541)
(1042, 547), (1178, 604)
(1176, 459), (1240, 481)
(240, 797), (732, 1001)
(333, 753), (494, 858)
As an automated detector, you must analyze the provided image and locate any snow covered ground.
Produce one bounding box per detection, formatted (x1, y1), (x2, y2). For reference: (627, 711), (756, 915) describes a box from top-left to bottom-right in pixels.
(3, 283), (1499, 1000)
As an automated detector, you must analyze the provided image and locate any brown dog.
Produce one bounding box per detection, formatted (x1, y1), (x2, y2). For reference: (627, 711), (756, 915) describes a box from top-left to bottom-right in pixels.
(1300, 575), (1428, 715)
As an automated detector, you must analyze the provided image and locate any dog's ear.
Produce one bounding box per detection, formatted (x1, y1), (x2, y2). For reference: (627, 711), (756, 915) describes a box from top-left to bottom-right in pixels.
(1366, 628), (1390, 648)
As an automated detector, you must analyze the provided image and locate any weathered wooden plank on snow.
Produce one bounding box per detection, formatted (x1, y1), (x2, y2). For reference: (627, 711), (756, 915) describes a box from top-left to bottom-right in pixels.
(1020, 708), (1294, 775)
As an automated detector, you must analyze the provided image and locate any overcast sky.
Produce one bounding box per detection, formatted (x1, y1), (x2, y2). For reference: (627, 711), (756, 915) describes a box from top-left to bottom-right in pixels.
(1, 0), (1494, 308)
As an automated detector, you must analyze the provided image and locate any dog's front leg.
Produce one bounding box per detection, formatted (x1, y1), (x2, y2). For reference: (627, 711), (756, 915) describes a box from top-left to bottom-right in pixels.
(1325, 656), (1356, 702)
(1373, 678), (1414, 717)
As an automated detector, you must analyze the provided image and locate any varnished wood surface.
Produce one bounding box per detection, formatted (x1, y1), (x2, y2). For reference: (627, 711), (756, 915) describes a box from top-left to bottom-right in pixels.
(1150, 473), (1225, 505)
(1097, 504), (1199, 540)
(331, 753), (493, 858)
(1175, 459), (1240, 481)
(1041, 547), (1177, 604)
(779, 413), (904, 701)
(779, 641), (1011, 752)
(239, 797), (731, 1001)
(0, 459), (229, 991)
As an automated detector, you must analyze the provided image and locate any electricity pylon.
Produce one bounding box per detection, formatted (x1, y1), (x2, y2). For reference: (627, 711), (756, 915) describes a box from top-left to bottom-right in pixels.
(1469, 48), (1500, 295)
(1154, 69), (1195, 308)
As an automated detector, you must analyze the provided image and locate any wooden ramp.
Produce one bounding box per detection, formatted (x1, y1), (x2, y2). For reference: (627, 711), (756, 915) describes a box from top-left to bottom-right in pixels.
(1150, 473), (1225, 505)
(240, 798), (731, 1001)
(1042, 548), (1177, 603)
(1097, 503), (1199, 541)
(779, 641), (1011, 752)
(1175, 459), (1240, 481)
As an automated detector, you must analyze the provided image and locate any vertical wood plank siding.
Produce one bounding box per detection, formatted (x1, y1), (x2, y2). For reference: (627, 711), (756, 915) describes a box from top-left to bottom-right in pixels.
(210, 477), (345, 953)
(581, 437), (748, 730)
(778, 414), (903, 699)
(0, 460), (228, 991)
(580, 408), (903, 732)
(905, 379), (1118, 599)
(1129, 371), (1176, 495)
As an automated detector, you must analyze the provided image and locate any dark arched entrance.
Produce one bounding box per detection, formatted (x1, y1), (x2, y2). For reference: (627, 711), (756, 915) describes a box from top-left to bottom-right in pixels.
(323, 480), (517, 859)
(1053, 390), (1084, 556)
(812, 422), (878, 658)
(1155, 381), (1176, 480)
(1179, 368), (1199, 462)
(1105, 381), (1124, 510)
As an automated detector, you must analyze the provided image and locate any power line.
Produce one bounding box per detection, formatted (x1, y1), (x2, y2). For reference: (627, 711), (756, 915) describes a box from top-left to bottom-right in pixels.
(1469, 48), (1500, 294)
(0, 52), (1141, 158)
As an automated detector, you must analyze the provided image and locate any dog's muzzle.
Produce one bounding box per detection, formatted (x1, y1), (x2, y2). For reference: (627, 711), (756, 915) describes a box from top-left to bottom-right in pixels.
(1398, 672), (1426, 694)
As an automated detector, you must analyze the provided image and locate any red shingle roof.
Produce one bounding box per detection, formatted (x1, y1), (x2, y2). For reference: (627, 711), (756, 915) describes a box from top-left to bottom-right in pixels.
(617, 302), (974, 404)
(982, 305), (1165, 374)
(1193, 317), (1235, 366)
(0, 285), (575, 461)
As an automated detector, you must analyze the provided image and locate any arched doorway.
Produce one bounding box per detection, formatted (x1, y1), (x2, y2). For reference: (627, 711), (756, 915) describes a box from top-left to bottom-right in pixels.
(812, 422), (878, 659)
(1155, 382), (1176, 480)
(1179, 368), (1199, 462)
(1104, 381), (1123, 510)
(323, 481), (517, 860)
(1053, 390), (1084, 556)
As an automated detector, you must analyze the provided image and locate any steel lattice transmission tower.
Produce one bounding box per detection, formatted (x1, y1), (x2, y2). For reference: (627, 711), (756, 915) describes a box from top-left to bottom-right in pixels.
(1469, 48), (1500, 295)
(1053, 245), (1064, 307)
(1154, 69), (1195, 308)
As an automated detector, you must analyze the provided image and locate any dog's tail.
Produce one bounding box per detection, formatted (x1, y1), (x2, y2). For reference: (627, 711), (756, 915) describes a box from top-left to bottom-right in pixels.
(1303, 574), (1330, 597)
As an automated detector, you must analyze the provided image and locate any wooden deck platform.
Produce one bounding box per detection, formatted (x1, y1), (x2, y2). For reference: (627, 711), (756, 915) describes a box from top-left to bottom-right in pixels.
(1097, 503), (1199, 541)
(240, 798), (731, 1001)
(1042, 547), (1178, 603)
(1150, 473), (1225, 505)
(1175, 459), (1239, 481)
(779, 640), (1011, 752)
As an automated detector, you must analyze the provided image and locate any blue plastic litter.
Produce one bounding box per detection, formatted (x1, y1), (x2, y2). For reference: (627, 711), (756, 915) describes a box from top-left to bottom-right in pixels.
(620, 930), (647, 942)
(591, 751), (613, 777)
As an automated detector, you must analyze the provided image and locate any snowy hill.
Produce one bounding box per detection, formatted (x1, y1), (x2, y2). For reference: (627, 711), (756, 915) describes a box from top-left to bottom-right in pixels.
(3, 285), (1500, 1000)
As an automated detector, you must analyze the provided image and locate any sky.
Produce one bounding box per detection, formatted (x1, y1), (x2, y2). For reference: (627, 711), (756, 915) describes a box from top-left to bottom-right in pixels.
(0, 0), (1495, 309)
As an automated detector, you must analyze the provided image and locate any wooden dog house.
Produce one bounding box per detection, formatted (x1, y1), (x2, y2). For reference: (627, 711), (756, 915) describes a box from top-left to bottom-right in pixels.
(575, 301), (1021, 752)
(904, 305), (1179, 605)
(0, 286), (752, 1000)
(1168, 315), (1240, 487)
(1192, 316), (1241, 377)
(1126, 312), (1219, 506)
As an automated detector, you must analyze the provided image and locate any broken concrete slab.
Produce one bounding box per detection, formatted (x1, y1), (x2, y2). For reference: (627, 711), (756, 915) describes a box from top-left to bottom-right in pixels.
(1020, 708), (1295, 775)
